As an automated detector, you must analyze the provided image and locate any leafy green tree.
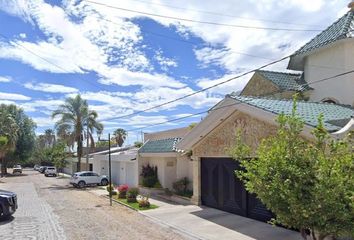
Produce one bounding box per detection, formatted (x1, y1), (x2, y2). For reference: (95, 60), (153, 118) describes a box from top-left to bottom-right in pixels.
(229, 100), (354, 240)
(0, 104), (35, 174)
(52, 95), (103, 171)
(113, 128), (127, 147)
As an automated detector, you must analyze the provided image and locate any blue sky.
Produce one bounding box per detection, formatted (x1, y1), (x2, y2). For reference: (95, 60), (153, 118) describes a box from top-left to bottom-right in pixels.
(0, 0), (349, 145)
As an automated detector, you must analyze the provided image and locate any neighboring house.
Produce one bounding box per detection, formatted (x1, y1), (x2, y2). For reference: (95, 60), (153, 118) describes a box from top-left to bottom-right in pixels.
(138, 127), (193, 190)
(175, 6), (354, 223)
(91, 146), (139, 187)
(177, 95), (354, 222)
(242, 10), (354, 106)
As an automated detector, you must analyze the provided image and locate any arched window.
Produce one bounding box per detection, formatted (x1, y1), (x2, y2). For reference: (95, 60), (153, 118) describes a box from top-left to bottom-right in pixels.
(321, 97), (339, 104)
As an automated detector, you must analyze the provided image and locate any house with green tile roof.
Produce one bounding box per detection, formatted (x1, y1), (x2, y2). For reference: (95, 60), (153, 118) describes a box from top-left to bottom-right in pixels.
(241, 70), (311, 100)
(168, 3), (354, 222)
(242, 6), (354, 106)
(177, 93), (354, 213)
(138, 127), (193, 190)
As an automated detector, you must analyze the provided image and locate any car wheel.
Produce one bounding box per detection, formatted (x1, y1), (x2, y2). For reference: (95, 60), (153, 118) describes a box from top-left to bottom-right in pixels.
(101, 179), (108, 186)
(78, 181), (86, 188)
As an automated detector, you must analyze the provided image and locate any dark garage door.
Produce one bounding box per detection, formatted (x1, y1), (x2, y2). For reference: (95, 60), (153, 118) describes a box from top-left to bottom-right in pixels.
(201, 158), (273, 222)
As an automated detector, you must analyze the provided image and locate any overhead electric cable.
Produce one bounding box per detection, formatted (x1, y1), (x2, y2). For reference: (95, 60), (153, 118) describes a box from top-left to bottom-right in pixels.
(84, 0), (323, 32)
(124, 69), (354, 132)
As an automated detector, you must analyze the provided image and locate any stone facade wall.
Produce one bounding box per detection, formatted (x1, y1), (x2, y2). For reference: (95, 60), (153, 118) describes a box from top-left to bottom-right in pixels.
(193, 111), (278, 157)
(241, 73), (279, 96)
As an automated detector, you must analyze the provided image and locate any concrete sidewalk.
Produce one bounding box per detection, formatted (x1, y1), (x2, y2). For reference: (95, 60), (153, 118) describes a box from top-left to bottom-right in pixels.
(142, 198), (302, 240)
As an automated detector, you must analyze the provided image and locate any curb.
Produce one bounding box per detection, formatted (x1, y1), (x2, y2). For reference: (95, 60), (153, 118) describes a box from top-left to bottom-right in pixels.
(96, 192), (204, 240)
(102, 195), (138, 211)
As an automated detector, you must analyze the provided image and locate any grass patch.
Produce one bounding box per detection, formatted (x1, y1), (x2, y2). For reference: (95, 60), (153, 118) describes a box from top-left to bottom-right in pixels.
(113, 197), (158, 211)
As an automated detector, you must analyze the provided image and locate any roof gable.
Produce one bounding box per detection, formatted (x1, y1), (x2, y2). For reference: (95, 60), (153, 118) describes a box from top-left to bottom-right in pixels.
(139, 138), (181, 153)
(229, 95), (354, 132)
(294, 11), (354, 56)
(257, 70), (311, 92)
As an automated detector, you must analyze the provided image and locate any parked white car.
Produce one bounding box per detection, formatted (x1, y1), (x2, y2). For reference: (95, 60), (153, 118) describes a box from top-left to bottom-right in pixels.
(44, 167), (57, 177)
(70, 171), (109, 188)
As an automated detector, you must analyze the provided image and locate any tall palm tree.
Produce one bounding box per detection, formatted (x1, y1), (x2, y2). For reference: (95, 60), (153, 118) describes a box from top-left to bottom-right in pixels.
(52, 95), (103, 171)
(44, 129), (56, 147)
(113, 128), (127, 147)
(0, 107), (19, 175)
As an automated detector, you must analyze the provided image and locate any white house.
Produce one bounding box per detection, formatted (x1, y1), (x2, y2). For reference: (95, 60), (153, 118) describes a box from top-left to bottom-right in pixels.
(91, 146), (139, 187)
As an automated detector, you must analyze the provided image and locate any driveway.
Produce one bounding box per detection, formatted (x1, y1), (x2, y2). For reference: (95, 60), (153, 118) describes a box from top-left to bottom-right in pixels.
(142, 198), (302, 240)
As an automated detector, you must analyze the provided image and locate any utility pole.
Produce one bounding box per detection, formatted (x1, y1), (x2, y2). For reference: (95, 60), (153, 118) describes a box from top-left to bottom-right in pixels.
(86, 116), (90, 171)
(108, 133), (112, 206)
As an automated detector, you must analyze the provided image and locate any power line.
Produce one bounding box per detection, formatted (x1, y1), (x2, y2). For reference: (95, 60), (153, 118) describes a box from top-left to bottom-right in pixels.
(126, 0), (325, 28)
(94, 15), (276, 61)
(124, 69), (354, 132)
(102, 55), (291, 122)
(84, 0), (323, 32)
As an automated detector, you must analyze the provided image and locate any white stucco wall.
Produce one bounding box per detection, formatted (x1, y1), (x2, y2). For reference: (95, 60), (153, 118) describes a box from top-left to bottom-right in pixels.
(92, 155), (138, 187)
(139, 156), (177, 189)
(176, 157), (193, 189)
(304, 39), (354, 106)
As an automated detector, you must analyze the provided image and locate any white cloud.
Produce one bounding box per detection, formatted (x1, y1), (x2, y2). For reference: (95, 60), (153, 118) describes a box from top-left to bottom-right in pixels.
(24, 82), (78, 93)
(155, 50), (178, 71)
(19, 33), (26, 38)
(0, 76), (12, 82)
(31, 115), (60, 127)
(21, 99), (64, 112)
(0, 92), (31, 100)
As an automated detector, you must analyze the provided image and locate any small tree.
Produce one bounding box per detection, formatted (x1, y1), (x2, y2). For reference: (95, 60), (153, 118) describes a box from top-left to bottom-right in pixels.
(229, 99), (354, 240)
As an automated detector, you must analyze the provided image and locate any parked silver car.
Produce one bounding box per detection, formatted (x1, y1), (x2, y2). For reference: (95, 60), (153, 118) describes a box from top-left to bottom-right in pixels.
(44, 167), (57, 177)
(70, 171), (109, 188)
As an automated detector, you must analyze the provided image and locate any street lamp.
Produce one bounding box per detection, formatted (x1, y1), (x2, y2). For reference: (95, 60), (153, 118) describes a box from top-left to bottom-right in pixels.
(98, 133), (112, 206)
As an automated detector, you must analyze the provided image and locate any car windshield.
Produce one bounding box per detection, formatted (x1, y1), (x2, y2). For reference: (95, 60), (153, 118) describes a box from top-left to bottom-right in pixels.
(14, 165), (21, 168)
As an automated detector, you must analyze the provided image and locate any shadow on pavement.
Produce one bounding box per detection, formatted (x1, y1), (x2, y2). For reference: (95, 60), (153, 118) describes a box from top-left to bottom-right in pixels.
(0, 216), (15, 225)
(190, 206), (299, 240)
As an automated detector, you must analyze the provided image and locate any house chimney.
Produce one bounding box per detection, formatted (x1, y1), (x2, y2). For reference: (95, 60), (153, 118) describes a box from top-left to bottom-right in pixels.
(348, 1), (354, 11)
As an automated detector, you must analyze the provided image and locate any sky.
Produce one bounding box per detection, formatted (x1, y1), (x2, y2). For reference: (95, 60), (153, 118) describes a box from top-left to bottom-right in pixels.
(0, 0), (349, 145)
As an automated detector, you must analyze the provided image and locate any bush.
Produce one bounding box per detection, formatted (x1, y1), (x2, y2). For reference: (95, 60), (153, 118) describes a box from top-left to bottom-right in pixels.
(117, 184), (129, 199)
(138, 195), (150, 208)
(106, 184), (115, 195)
(141, 164), (159, 188)
(153, 181), (162, 189)
(142, 176), (157, 188)
(127, 188), (139, 203)
(172, 177), (190, 196)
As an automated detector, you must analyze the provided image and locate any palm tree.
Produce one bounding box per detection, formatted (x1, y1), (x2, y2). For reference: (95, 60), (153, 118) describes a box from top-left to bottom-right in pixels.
(44, 129), (56, 147)
(52, 95), (103, 171)
(0, 106), (19, 175)
(113, 128), (127, 147)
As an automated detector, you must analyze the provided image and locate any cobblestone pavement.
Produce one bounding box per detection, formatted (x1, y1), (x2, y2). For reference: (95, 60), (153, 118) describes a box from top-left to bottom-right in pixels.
(0, 170), (186, 240)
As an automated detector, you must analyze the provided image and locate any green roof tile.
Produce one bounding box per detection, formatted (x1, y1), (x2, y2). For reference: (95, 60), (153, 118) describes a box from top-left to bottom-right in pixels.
(257, 70), (311, 92)
(294, 11), (354, 56)
(139, 138), (181, 153)
(229, 96), (354, 132)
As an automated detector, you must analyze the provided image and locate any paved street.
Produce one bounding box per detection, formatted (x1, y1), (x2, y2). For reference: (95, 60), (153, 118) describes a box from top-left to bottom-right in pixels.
(0, 169), (186, 240)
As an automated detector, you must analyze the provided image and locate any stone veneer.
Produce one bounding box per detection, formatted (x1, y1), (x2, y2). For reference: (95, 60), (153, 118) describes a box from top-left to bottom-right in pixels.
(241, 72), (279, 96)
(193, 110), (278, 157)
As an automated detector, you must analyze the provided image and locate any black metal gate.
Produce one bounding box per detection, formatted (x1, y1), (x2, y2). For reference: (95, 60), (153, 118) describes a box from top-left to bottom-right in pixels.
(201, 158), (272, 222)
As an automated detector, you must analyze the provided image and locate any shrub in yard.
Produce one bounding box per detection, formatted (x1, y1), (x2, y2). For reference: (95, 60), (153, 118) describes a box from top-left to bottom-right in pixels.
(141, 164), (158, 188)
(138, 195), (150, 208)
(126, 188), (139, 203)
(153, 181), (162, 189)
(117, 184), (129, 199)
(172, 177), (191, 197)
(142, 176), (157, 188)
(106, 184), (115, 195)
